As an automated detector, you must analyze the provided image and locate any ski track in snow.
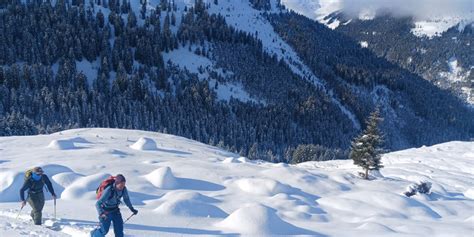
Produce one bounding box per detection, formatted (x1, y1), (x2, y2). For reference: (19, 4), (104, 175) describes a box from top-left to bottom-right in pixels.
(0, 128), (473, 236)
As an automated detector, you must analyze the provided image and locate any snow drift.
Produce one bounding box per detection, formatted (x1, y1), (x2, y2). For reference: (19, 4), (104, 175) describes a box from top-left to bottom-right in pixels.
(47, 140), (77, 150)
(143, 167), (179, 189)
(216, 204), (315, 235)
(0, 128), (472, 236)
(154, 191), (227, 218)
(130, 137), (158, 151)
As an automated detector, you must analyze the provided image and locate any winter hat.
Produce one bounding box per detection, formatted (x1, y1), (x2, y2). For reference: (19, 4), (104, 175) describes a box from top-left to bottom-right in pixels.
(33, 167), (44, 174)
(115, 174), (126, 183)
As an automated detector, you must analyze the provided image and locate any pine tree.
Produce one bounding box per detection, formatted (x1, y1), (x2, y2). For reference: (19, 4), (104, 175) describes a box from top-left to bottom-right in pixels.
(248, 143), (259, 160)
(349, 108), (384, 180)
(140, 0), (147, 20)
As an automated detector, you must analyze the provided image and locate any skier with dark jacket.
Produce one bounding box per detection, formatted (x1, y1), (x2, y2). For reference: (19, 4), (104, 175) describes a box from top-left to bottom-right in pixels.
(19, 167), (56, 225)
(92, 174), (138, 237)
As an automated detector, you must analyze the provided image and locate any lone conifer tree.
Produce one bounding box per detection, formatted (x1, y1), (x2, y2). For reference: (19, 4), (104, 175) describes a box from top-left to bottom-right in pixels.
(350, 108), (384, 179)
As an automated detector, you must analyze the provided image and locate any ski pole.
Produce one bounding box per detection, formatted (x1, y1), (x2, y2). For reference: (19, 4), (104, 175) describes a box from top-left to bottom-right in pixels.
(17, 193), (29, 219)
(16, 204), (25, 219)
(54, 198), (57, 219)
(123, 213), (135, 224)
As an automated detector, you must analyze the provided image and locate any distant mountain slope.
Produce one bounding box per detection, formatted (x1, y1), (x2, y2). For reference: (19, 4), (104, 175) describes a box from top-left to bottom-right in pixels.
(280, 0), (473, 105)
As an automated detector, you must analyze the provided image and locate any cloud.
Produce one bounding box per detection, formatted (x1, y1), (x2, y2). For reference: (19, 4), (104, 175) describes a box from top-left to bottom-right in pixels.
(340, 0), (474, 20)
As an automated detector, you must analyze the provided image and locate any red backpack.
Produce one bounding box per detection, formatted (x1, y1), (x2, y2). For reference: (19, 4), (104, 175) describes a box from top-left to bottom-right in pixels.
(96, 176), (116, 200)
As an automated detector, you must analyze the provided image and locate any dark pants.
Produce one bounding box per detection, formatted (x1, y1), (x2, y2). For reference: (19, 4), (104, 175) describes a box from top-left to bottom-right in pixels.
(92, 209), (124, 237)
(27, 192), (45, 225)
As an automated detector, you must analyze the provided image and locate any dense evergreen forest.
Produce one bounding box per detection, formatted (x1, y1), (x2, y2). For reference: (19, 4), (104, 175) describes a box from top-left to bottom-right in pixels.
(0, 0), (472, 163)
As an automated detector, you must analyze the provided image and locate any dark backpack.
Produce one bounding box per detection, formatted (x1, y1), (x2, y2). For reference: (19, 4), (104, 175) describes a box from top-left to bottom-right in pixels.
(96, 176), (116, 200)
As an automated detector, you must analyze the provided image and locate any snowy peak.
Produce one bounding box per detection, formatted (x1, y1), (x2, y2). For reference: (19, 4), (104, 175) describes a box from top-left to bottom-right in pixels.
(281, 0), (343, 29)
(281, 0), (474, 38)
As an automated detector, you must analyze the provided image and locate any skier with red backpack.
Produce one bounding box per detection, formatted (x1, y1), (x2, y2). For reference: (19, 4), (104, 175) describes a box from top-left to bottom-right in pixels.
(92, 174), (138, 237)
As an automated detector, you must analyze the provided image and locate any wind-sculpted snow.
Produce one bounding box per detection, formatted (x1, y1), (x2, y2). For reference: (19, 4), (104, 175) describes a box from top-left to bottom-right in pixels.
(130, 137), (158, 151)
(0, 128), (473, 236)
(144, 167), (179, 189)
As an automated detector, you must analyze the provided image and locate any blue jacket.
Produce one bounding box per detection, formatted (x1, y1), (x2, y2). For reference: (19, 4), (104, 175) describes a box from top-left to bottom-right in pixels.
(95, 184), (134, 215)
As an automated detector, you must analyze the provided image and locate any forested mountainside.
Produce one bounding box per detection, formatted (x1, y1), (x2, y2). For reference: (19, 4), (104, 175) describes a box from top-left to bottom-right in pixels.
(333, 15), (473, 105)
(277, 0), (473, 105)
(1, 0), (472, 162)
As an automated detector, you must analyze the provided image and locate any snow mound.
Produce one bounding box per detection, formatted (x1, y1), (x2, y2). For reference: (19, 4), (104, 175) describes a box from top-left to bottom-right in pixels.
(40, 164), (73, 175)
(234, 178), (290, 196)
(273, 163), (289, 168)
(130, 137), (158, 151)
(144, 167), (178, 189)
(61, 173), (110, 200)
(68, 137), (92, 144)
(154, 191), (227, 218)
(221, 156), (248, 164)
(237, 157), (249, 163)
(222, 157), (239, 164)
(464, 188), (474, 199)
(0, 171), (24, 202)
(216, 204), (311, 235)
(52, 172), (85, 189)
(47, 139), (77, 150)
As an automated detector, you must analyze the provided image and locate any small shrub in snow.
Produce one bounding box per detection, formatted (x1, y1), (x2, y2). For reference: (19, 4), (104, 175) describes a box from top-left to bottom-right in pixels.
(404, 181), (432, 197)
(417, 181), (432, 194)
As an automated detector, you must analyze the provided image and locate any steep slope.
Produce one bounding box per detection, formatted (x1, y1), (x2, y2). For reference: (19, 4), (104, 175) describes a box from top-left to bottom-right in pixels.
(280, 0), (473, 105)
(335, 17), (473, 105)
(266, 11), (474, 149)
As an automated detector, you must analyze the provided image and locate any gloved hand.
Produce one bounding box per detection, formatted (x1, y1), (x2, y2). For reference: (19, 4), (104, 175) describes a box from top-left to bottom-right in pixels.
(100, 212), (108, 220)
(131, 208), (138, 215)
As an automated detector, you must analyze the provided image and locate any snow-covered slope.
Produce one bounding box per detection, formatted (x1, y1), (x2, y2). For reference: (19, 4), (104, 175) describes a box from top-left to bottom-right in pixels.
(0, 128), (473, 236)
(280, 1), (472, 106)
(281, 0), (344, 29)
(411, 17), (474, 38)
(281, 0), (474, 38)
(206, 0), (361, 129)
